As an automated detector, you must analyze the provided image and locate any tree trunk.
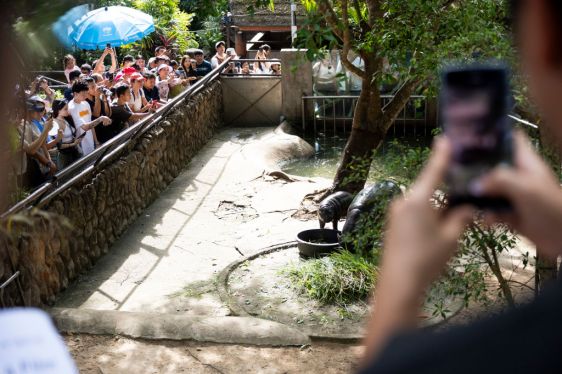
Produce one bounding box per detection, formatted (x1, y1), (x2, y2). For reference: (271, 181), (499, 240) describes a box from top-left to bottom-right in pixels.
(331, 125), (386, 194)
(327, 76), (420, 195)
(329, 60), (387, 195)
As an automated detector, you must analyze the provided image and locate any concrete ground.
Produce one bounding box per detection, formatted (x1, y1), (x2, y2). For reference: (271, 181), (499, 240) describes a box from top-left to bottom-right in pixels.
(55, 127), (327, 316)
(55, 127), (367, 373)
(54, 126), (536, 373)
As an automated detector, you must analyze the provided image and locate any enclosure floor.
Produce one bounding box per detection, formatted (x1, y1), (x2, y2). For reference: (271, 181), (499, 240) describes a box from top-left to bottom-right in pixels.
(55, 127), (329, 315)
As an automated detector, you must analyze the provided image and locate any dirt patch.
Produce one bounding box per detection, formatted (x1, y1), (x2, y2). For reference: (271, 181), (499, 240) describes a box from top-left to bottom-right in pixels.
(64, 334), (364, 374)
(213, 200), (259, 223)
(291, 193), (322, 221)
(225, 246), (461, 337)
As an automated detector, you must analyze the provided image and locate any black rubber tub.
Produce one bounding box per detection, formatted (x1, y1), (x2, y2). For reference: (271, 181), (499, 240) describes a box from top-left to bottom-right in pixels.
(296, 229), (341, 258)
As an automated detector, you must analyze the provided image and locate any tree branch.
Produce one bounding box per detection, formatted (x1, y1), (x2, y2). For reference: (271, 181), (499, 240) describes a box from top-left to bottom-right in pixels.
(353, 0), (371, 34)
(340, 0), (367, 79)
(366, 0), (383, 28)
(339, 50), (367, 79)
(381, 78), (421, 125)
(317, 0), (344, 42)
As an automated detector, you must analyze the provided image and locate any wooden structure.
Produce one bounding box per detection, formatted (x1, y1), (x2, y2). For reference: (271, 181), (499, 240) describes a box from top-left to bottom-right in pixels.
(228, 0), (305, 57)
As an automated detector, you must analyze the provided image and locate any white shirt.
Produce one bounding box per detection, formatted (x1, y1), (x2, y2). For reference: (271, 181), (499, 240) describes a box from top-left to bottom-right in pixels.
(211, 54), (226, 69)
(68, 99), (95, 155)
(129, 89), (145, 112)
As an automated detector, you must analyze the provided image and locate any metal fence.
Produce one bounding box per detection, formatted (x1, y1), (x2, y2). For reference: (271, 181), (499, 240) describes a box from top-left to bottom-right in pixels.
(3, 58), (231, 219)
(301, 94), (434, 137)
(218, 58), (282, 77)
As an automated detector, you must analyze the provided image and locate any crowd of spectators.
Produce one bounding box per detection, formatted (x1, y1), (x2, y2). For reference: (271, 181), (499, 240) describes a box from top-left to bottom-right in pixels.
(14, 45), (223, 189)
(214, 43), (282, 76)
(13, 42), (282, 190)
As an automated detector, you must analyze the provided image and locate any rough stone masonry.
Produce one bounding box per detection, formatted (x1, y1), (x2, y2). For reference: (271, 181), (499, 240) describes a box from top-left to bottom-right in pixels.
(0, 81), (223, 307)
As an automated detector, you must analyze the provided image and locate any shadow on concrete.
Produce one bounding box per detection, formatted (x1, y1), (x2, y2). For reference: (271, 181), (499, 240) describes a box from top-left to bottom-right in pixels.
(55, 128), (262, 313)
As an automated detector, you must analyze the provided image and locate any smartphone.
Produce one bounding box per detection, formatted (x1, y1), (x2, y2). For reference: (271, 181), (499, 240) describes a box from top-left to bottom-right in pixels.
(77, 131), (87, 140)
(440, 64), (513, 210)
(106, 43), (111, 49)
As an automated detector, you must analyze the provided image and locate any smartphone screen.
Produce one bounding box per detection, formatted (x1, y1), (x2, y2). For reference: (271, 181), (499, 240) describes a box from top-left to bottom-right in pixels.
(441, 65), (513, 209)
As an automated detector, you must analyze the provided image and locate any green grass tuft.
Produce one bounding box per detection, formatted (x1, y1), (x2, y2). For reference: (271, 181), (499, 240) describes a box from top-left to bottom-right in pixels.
(283, 250), (378, 305)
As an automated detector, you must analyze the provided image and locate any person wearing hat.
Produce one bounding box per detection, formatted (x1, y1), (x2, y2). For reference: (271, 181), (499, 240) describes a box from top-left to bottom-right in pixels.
(254, 44), (271, 73)
(19, 98), (58, 186)
(129, 73), (154, 113)
(156, 64), (174, 102)
(114, 66), (137, 84)
(194, 49), (212, 77)
(211, 41), (227, 69)
(222, 48), (241, 74)
(269, 59), (281, 76)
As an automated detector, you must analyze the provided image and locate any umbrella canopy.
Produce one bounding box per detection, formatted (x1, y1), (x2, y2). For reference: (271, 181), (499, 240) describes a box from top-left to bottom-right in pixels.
(52, 4), (90, 48)
(69, 6), (155, 50)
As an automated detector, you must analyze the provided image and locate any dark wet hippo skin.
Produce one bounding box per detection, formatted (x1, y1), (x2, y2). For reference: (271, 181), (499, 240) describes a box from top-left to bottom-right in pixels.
(341, 180), (402, 237)
(318, 191), (354, 231)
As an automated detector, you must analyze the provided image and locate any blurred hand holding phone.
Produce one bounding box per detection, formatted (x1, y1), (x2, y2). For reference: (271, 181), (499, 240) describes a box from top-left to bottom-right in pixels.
(440, 63), (513, 210)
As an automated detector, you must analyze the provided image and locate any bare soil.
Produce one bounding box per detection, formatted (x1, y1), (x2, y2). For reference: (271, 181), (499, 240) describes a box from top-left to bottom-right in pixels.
(64, 334), (364, 374)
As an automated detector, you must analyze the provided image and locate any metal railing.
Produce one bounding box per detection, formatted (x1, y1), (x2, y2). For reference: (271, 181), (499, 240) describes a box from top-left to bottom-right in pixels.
(2, 58), (232, 218)
(301, 94), (431, 136)
(219, 59), (282, 77)
(29, 71), (68, 89)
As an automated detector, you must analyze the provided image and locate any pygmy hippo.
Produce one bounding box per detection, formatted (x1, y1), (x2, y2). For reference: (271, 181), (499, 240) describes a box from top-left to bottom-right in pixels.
(341, 180), (402, 236)
(318, 191), (354, 231)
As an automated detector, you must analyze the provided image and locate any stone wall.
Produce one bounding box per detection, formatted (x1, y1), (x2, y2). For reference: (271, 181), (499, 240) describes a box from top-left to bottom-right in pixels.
(0, 81), (223, 307)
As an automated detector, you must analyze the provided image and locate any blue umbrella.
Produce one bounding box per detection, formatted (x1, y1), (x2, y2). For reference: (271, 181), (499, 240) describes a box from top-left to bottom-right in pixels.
(52, 4), (90, 48)
(68, 6), (155, 50)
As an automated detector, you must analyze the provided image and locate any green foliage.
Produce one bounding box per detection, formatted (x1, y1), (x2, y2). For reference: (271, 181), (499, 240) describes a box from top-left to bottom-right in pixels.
(341, 139), (430, 189)
(292, 136), (520, 312)
(132, 0), (197, 54)
(460, 222), (518, 306)
(195, 16), (223, 54)
(179, 0), (228, 29)
(295, 0), (513, 95)
(283, 250), (377, 305)
(371, 140), (430, 185)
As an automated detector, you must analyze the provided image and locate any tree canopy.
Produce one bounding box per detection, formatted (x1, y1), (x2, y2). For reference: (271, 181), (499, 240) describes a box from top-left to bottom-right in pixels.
(292, 0), (514, 194)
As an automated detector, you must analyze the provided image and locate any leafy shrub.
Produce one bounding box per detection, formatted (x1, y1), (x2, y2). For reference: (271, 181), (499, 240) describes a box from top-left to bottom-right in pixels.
(370, 139), (431, 185)
(283, 250), (377, 305)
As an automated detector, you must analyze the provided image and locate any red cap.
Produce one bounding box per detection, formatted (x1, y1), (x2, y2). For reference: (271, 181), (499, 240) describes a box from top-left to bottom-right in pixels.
(122, 67), (137, 75)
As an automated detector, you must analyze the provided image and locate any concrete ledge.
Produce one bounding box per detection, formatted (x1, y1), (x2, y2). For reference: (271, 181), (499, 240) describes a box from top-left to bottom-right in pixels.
(49, 308), (310, 347)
